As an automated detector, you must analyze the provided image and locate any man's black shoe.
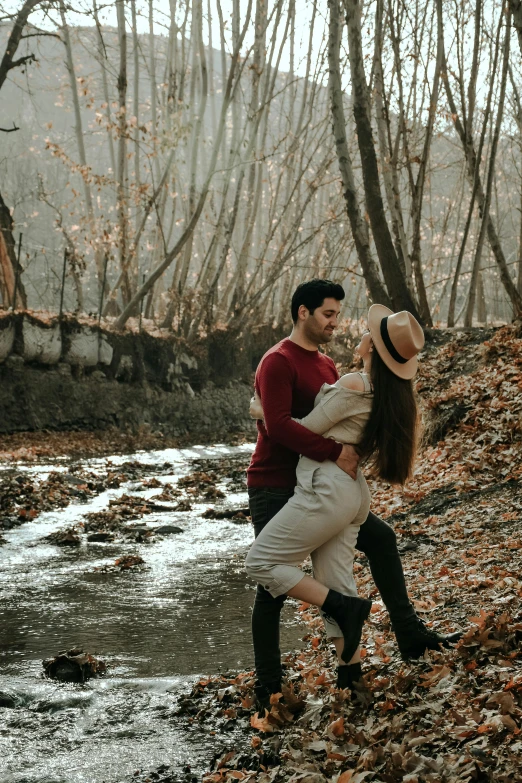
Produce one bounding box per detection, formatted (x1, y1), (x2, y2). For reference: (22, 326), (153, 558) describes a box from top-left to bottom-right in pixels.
(254, 680), (282, 712)
(336, 661), (363, 689)
(336, 662), (372, 705)
(395, 618), (462, 659)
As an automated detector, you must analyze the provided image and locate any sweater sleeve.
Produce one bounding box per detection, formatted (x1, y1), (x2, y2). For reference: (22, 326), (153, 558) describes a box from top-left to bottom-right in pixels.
(256, 352), (343, 463)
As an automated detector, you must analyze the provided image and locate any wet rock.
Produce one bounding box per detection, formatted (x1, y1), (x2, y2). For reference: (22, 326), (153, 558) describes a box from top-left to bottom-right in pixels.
(84, 494), (181, 536)
(123, 525), (154, 543)
(0, 690), (18, 708)
(86, 531), (114, 542)
(154, 525), (183, 535)
(203, 507), (251, 522)
(45, 527), (81, 546)
(63, 472), (89, 486)
(43, 647), (106, 682)
(173, 499), (193, 512)
(90, 554), (147, 573)
(114, 555), (145, 569)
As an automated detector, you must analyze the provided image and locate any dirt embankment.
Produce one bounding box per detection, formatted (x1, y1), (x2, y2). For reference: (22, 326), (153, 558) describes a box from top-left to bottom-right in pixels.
(0, 311), (361, 441)
(0, 313), (294, 439)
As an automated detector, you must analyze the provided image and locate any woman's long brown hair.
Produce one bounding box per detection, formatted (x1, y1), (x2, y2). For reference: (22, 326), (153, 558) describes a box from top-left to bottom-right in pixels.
(358, 347), (419, 484)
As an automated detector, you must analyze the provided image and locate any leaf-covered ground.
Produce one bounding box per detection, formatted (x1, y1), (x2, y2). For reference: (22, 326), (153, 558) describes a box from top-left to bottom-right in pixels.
(177, 326), (522, 783)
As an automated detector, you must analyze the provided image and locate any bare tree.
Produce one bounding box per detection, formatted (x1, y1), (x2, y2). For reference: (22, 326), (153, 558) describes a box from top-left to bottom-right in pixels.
(114, 0), (254, 329)
(439, 0), (522, 320)
(116, 0), (131, 304)
(328, 0), (390, 307)
(341, 0), (421, 320)
(0, 0), (43, 308)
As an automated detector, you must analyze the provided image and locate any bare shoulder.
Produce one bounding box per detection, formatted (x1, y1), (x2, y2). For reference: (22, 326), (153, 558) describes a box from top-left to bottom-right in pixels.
(337, 372), (365, 392)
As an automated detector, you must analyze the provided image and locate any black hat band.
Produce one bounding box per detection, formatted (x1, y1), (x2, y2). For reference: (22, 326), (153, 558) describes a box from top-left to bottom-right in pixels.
(380, 316), (408, 364)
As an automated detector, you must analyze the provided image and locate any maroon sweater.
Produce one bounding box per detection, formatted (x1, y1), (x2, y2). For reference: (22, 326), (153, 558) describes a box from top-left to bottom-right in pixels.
(247, 339), (343, 488)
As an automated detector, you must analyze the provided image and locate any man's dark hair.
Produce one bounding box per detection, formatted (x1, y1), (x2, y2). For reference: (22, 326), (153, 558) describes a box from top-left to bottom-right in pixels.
(291, 279), (345, 323)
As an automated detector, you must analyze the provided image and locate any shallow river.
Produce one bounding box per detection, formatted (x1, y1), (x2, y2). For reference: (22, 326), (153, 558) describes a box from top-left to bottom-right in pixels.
(0, 444), (304, 783)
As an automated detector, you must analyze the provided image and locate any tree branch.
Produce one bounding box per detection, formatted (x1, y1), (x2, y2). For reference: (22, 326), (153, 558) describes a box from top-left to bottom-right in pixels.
(21, 32), (61, 41)
(0, 0), (42, 92)
(0, 123), (20, 133)
(8, 53), (36, 70)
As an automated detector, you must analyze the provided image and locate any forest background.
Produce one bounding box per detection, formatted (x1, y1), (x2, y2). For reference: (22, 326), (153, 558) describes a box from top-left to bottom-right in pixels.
(2, 0), (522, 336)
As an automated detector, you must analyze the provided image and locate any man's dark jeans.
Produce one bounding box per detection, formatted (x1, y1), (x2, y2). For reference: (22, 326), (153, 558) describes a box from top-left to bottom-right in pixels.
(248, 485), (416, 686)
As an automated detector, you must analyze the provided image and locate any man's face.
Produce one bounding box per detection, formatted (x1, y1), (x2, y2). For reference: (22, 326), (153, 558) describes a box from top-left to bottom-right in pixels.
(300, 297), (342, 345)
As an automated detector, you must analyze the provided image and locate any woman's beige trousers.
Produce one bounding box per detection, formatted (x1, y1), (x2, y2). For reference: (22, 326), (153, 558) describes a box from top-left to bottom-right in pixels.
(245, 455), (371, 638)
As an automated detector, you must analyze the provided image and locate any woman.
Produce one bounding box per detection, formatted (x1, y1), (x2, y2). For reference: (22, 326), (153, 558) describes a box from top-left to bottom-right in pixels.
(245, 305), (424, 689)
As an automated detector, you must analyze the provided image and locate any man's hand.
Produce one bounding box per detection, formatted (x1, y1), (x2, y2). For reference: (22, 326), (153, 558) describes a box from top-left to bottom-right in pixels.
(249, 391), (265, 421)
(335, 444), (360, 480)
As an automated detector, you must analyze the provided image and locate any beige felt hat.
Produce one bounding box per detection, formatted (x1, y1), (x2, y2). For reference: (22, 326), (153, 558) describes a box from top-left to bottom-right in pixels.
(367, 304), (425, 380)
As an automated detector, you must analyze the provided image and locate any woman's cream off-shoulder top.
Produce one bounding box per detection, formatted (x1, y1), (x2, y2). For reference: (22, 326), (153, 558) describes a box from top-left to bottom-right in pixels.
(294, 372), (373, 445)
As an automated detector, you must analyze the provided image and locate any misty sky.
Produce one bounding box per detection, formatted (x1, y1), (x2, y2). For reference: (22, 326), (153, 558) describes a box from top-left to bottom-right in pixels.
(4, 0), (325, 78)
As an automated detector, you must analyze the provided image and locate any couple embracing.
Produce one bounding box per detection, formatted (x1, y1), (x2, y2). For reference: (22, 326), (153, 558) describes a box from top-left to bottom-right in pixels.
(245, 279), (461, 709)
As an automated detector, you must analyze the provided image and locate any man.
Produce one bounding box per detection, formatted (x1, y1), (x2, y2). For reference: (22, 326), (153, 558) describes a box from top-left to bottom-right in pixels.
(247, 279), (460, 707)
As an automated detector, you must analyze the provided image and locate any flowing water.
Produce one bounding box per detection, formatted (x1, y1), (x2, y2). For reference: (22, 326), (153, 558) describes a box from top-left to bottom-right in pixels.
(0, 444), (305, 783)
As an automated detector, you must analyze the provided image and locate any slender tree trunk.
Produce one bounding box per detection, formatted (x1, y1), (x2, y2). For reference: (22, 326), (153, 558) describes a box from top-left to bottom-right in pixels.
(116, 0), (131, 305)
(60, 0), (102, 289)
(93, 0), (116, 175)
(131, 0), (141, 274)
(177, 0), (208, 295)
(148, 0), (161, 185)
(408, 1), (444, 328)
(0, 0), (40, 309)
(477, 269), (487, 323)
(232, 0), (267, 307)
(438, 0), (522, 317)
(507, 65), (522, 297)
(328, 0), (391, 307)
(464, 11), (509, 326)
(509, 0), (522, 56)
(115, 0), (253, 330)
(373, 0), (409, 283)
(342, 0), (421, 320)
(0, 192), (26, 307)
(447, 186), (476, 327)
(0, 0), (41, 91)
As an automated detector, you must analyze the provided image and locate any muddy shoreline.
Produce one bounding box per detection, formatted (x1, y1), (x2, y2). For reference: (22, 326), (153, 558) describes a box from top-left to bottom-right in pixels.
(0, 428), (253, 463)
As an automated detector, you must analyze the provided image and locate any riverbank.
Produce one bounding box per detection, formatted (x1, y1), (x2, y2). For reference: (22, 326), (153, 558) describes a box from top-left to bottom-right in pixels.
(0, 428), (252, 463)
